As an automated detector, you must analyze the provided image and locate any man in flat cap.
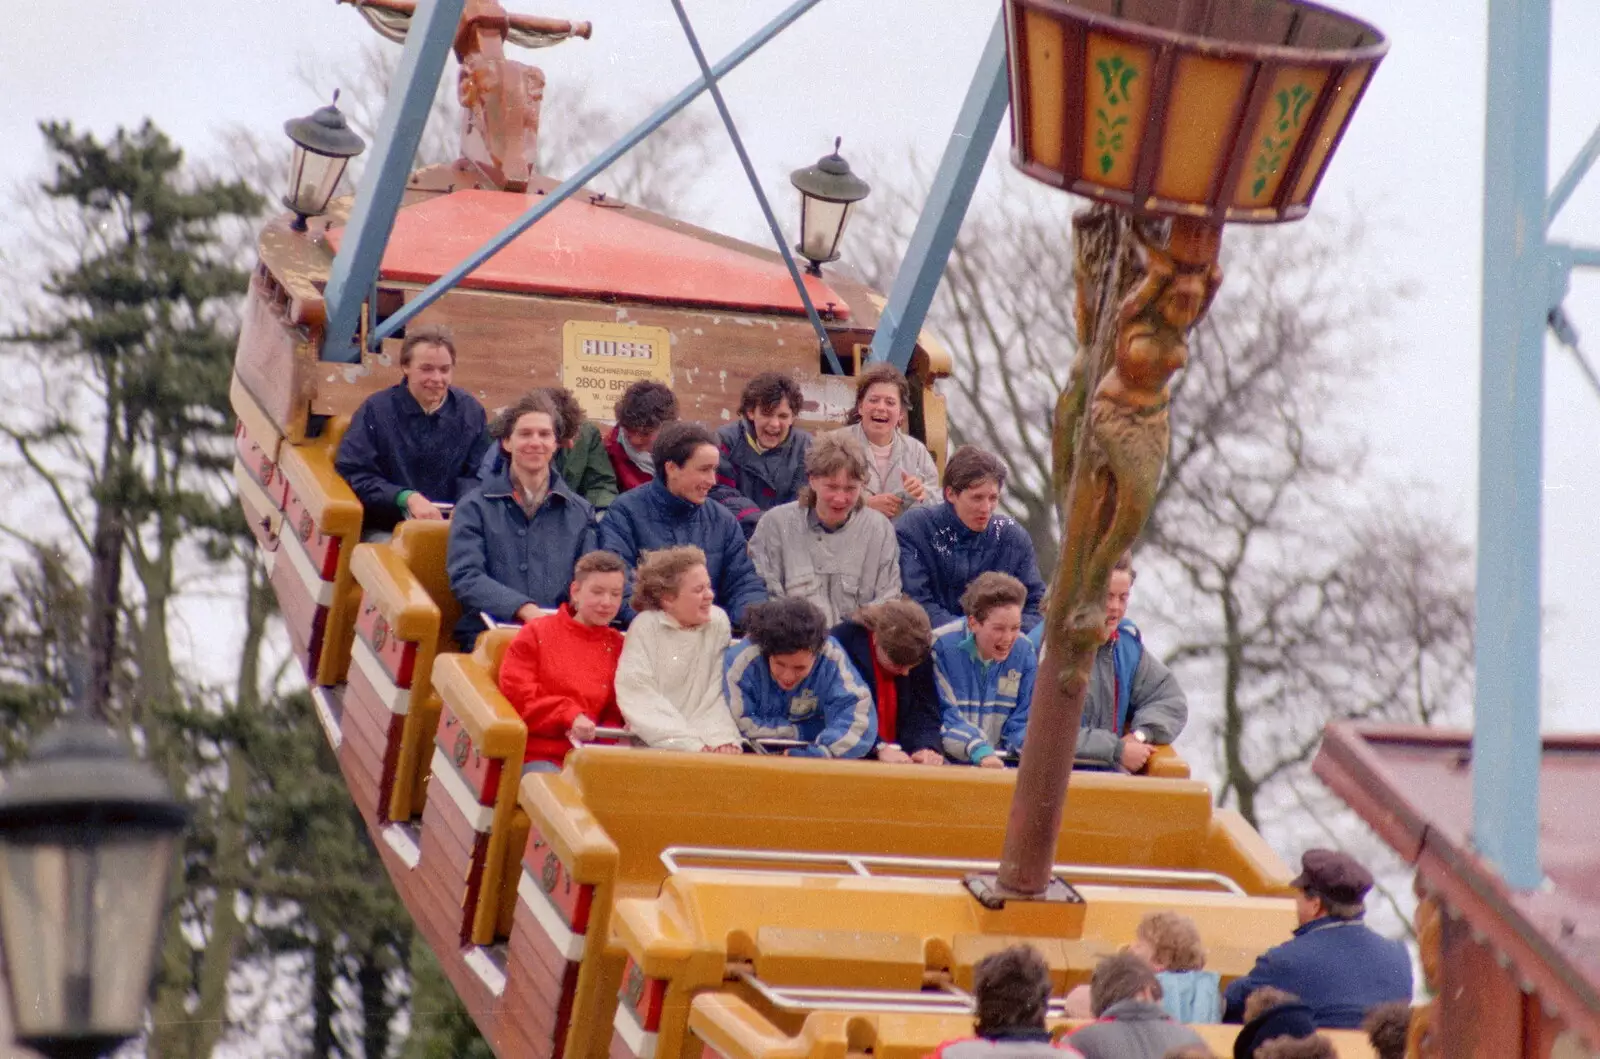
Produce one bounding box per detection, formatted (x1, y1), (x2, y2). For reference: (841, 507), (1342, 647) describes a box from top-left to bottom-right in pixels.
(1223, 849), (1412, 1029)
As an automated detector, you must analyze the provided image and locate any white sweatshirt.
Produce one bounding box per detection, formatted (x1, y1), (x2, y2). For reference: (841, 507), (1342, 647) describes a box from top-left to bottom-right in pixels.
(615, 606), (742, 751)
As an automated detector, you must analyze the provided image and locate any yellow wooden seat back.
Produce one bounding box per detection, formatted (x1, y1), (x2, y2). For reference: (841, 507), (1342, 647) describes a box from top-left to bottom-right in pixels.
(392, 519), (461, 658)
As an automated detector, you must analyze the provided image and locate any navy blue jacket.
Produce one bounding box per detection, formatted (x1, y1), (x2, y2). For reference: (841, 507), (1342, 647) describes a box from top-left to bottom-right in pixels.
(598, 479), (769, 627)
(336, 383), (489, 535)
(711, 420), (813, 539)
(830, 619), (942, 756)
(1222, 916), (1413, 1029)
(895, 504), (1047, 631)
(445, 472), (596, 649)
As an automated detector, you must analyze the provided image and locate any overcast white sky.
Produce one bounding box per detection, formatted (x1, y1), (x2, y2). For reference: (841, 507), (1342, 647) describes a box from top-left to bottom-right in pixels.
(3, 0), (1597, 729)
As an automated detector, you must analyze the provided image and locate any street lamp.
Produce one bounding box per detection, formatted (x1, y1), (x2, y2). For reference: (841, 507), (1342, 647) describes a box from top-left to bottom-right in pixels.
(283, 91), (367, 231)
(0, 721), (189, 1059)
(789, 138), (871, 275)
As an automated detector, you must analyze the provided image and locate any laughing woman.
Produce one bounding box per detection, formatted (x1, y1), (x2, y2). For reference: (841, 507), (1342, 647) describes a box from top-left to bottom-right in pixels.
(840, 363), (940, 520)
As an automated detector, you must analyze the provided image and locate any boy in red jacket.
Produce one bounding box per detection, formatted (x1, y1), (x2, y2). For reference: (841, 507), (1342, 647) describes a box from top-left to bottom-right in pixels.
(498, 550), (627, 771)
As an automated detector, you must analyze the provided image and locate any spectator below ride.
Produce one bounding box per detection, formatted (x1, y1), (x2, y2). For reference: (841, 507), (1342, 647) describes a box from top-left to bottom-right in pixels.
(935, 572), (1038, 768)
(481, 387), (618, 511)
(1056, 553), (1188, 774)
(603, 380), (678, 494)
(1223, 849), (1413, 1030)
(613, 546), (743, 754)
(1230, 989), (1319, 1059)
(1361, 1003), (1411, 1059)
(599, 422), (769, 627)
(723, 597), (876, 759)
(335, 327), (489, 540)
(831, 599), (944, 766)
(1067, 952), (1208, 1059)
(712, 371), (813, 538)
(929, 944), (1084, 1059)
(446, 391), (596, 649)
(749, 430), (901, 626)
(496, 551), (627, 773)
(1064, 911), (1220, 1023)
(841, 363), (939, 519)
(897, 445), (1047, 631)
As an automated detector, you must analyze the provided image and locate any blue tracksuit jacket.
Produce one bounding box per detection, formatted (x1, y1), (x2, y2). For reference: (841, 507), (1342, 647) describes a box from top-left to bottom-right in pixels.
(932, 624), (1038, 764)
(722, 636), (876, 758)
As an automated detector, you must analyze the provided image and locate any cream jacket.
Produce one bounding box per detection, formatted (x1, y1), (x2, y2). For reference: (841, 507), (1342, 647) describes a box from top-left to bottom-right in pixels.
(615, 606), (742, 751)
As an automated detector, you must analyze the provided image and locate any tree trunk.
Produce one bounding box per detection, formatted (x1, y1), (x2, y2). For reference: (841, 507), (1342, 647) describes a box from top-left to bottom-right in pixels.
(312, 931), (338, 1059)
(360, 940), (395, 1059)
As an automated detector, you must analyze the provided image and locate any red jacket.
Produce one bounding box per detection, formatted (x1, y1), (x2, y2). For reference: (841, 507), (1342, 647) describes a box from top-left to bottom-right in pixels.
(603, 425), (655, 494)
(497, 605), (625, 765)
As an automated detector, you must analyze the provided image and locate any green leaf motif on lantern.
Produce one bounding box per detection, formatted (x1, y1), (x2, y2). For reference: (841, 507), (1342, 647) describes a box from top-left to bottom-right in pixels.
(1091, 56), (1140, 177)
(1249, 83), (1314, 198)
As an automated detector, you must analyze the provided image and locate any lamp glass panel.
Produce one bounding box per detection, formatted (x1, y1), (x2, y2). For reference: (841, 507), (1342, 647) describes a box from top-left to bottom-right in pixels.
(798, 195), (850, 265)
(0, 833), (175, 1039)
(286, 147), (350, 216)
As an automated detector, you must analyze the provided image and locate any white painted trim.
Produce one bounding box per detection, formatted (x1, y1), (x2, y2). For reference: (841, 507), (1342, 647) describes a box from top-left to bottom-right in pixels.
(279, 523), (335, 606)
(351, 635), (411, 716)
(428, 747), (495, 833)
(518, 869), (586, 961)
(258, 541), (277, 577)
(234, 457), (280, 521)
(464, 946), (508, 997)
(382, 824), (422, 869)
(612, 1001), (657, 1059)
(311, 686), (343, 750)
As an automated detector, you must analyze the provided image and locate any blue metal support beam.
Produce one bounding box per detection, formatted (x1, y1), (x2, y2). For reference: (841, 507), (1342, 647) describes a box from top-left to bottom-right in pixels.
(320, 0), (466, 362)
(1473, 0), (1550, 891)
(665, 0), (844, 376)
(366, 0), (828, 350)
(1547, 118), (1600, 225)
(868, 11), (1010, 371)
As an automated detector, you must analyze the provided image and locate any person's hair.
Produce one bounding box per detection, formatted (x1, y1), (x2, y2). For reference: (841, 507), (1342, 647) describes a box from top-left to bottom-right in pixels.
(740, 371), (804, 418)
(961, 571), (1028, 623)
(846, 362), (911, 425)
(942, 444), (1008, 494)
(1303, 890), (1364, 921)
(613, 380), (678, 431)
(399, 326), (457, 367)
(1137, 911), (1206, 973)
(1088, 952), (1160, 1017)
(797, 431), (869, 508)
(572, 550), (626, 583)
(630, 546), (707, 612)
(742, 597), (829, 658)
(1241, 987), (1301, 1024)
(652, 421), (718, 474)
(972, 945), (1053, 1036)
(1254, 1037), (1337, 1059)
(1362, 1002), (1411, 1059)
(1113, 551), (1138, 584)
(490, 387), (582, 447)
(1161, 1049), (1218, 1059)
(852, 598), (933, 668)
(490, 390), (565, 449)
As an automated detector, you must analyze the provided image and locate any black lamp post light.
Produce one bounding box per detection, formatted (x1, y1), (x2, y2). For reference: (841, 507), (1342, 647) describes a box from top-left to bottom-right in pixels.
(283, 91), (368, 231)
(0, 721), (189, 1059)
(789, 138), (871, 276)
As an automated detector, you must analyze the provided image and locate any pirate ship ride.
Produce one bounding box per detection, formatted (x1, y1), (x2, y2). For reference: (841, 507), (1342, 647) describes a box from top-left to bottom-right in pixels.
(227, 1), (1600, 1057)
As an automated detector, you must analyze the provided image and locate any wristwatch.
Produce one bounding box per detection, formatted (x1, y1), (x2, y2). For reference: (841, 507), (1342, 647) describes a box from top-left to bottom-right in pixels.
(1131, 729), (1149, 744)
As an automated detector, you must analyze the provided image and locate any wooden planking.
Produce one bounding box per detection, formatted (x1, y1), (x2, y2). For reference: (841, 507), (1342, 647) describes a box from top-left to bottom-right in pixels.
(235, 273), (317, 442)
(310, 287), (830, 428)
(269, 546), (326, 677)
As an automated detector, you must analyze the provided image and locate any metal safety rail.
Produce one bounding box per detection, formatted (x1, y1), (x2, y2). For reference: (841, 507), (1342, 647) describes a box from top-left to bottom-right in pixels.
(735, 970), (1070, 1017)
(659, 846), (1247, 896)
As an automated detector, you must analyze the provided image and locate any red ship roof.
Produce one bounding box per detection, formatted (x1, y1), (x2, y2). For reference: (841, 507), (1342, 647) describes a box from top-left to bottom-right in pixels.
(324, 188), (850, 318)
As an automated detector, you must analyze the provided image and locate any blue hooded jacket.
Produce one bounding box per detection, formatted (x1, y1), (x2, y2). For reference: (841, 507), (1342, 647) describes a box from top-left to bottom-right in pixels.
(710, 419), (812, 539)
(598, 478), (770, 627)
(1222, 915), (1413, 1029)
(896, 503), (1047, 631)
(722, 636), (876, 758)
(932, 623), (1038, 764)
(445, 471), (596, 649)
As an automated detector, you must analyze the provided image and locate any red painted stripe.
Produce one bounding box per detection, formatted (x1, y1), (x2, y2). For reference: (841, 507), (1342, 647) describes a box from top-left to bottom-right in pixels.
(522, 828), (593, 934)
(235, 420), (277, 492)
(354, 599), (418, 688)
(269, 554), (327, 677)
(282, 481), (343, 581)
(436, 707), (503, 805)
(620, 960), (667, 1033)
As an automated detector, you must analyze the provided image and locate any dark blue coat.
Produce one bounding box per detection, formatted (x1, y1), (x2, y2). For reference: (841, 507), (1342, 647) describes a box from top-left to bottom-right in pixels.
(830, 619), (942, 756)
(445, 472), (596, 649)
(711, 419), (812, 539)
(336, 383), (490, 535)
(1222, 916), (1413, 1029)
(598, 480), (769, 627)
(894, 503), (1047, 631)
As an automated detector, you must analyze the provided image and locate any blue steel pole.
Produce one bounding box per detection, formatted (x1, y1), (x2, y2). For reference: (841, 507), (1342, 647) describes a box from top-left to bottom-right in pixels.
(664, 0), (844, 377)
(320, 0), (466, 362)
(1547, 119), (1600, 225)
(1474, 0), (1549, 890)
(867, 10), (1009, 371)
(367, 0), (828, 349)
